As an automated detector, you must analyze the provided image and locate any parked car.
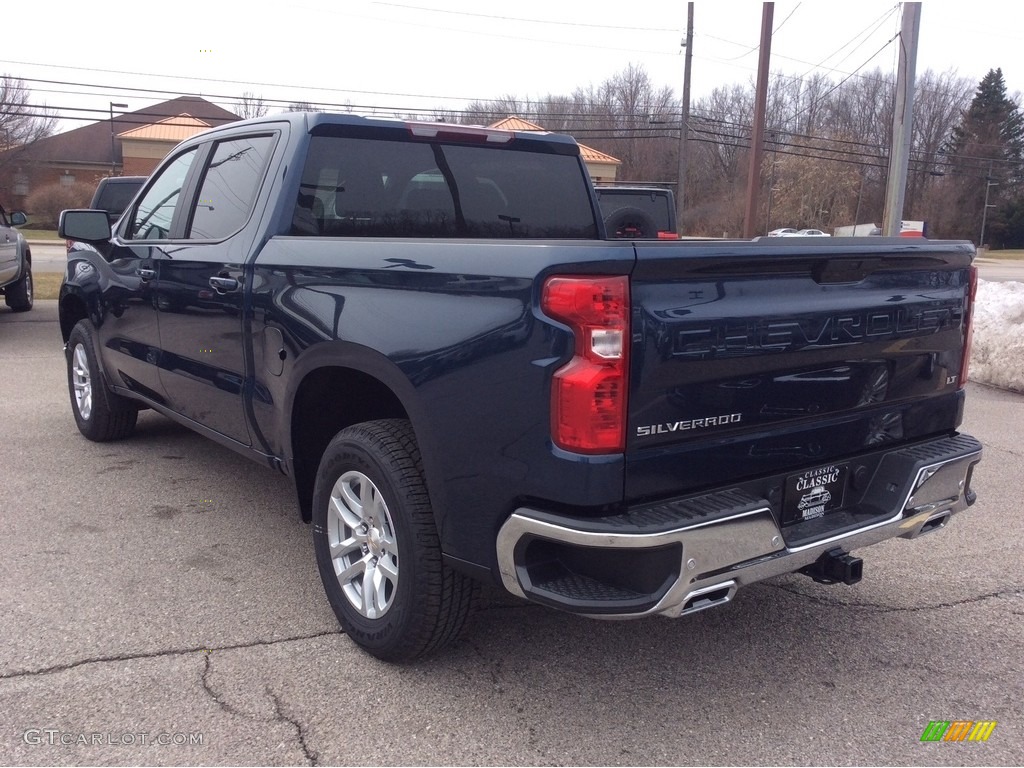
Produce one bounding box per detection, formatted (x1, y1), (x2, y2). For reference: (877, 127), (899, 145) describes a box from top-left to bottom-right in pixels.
(89, 176), (146, 224)
(797, 229), (831, 237)
(0, 204), (32, 312)
(767, 227), (798, 237)
(594, 186), (677, 239)
(67, 176), (148, 255)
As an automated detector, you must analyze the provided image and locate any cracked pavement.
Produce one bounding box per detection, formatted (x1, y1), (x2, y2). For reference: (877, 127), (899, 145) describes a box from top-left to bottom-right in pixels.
(1, 302), (1022, 765)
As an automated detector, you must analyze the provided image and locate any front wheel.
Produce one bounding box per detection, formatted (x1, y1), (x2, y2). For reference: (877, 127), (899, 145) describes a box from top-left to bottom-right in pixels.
(312, 419), (477, 661)
(66, 320), (138, 441)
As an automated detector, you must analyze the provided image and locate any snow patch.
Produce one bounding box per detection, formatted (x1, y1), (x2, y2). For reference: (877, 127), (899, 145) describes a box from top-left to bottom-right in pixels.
(970, 279), (1024, 393)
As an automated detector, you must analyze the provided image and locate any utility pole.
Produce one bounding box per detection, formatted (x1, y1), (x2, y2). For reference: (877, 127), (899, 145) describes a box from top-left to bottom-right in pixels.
(742, 2), (773, 239)
(676, 2), (693, 233)
(882, 2), (921, 236)
(980, 159), (998, 249)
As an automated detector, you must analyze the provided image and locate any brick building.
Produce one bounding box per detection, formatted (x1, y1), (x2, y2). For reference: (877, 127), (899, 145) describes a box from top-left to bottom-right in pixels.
(0, 96), (238, 210)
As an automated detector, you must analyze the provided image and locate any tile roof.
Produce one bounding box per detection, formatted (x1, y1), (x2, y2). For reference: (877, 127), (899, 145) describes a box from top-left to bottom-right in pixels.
(7, 97), (239, 165)
(488, 117), (547, 132)
(487, 116), (620, 165)
(578, 145), (621, 164)
(118, 114), (211, 141)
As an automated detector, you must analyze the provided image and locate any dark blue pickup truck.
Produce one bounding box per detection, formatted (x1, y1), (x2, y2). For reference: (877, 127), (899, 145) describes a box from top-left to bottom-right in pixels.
(58, 113), (982, 661)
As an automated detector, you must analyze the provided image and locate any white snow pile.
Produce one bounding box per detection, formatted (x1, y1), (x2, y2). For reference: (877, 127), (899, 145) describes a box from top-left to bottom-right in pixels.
(970, 279), (1024, 393)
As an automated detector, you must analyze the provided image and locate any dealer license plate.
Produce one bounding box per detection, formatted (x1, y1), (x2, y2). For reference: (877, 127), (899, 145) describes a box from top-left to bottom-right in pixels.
(782, 463), (848, 525)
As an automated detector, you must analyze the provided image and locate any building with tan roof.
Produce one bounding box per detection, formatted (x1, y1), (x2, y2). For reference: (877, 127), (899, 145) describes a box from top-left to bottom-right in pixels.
(487, 117), (621, 183)
(0, 96), (238, 209)
(117, 114), (212, 175)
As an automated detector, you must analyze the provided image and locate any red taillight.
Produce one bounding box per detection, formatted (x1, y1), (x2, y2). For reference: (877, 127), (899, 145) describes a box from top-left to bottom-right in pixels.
(542, 275), (629, 453)
(959, 264), (979, 388)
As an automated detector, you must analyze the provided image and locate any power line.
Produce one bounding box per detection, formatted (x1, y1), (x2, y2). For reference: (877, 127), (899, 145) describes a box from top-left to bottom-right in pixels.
(370, 1), (673, 33)
(792, 3), (899, 82)
(0, 59), (492, 105)
(783, 35), (899, 124)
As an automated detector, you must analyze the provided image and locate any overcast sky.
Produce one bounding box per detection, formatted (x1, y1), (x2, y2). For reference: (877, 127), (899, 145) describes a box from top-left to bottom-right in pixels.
(3, 0), (1022, 129)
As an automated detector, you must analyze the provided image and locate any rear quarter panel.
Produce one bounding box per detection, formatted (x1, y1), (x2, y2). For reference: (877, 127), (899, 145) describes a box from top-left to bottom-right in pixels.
(249, 237), (636, 568)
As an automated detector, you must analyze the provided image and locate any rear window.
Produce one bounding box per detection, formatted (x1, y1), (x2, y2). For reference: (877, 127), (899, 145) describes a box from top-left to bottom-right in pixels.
(596, 189), (674, 234)
(291, 135), (596, 239)
(93, 180), (144, 217)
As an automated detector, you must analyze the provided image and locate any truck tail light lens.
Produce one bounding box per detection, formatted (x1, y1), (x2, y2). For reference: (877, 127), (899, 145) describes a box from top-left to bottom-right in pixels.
(542, 275), (629, 453)
(959, 264), (978, 388)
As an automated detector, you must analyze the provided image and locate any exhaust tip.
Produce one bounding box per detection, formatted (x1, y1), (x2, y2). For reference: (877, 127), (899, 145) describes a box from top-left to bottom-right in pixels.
(680, 581), (737, 615)
(920, 511), (951, 535)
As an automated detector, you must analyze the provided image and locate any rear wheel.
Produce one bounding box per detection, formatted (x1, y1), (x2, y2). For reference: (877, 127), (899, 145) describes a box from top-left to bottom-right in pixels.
(312, 419), (477, 661)
(66, 320), (138, 441)
(4, 261), (33, 311)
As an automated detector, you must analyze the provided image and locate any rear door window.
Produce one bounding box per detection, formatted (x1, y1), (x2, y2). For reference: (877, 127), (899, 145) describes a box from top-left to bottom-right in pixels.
(188, 135), (276, 240)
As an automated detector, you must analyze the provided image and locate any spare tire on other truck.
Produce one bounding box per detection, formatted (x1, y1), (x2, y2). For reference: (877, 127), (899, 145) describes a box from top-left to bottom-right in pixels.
(603, 206), (658, 239)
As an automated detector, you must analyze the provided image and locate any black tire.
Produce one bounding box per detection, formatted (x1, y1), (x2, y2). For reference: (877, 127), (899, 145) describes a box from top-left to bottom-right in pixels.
(4, 260), (33, 312)
(312, 419), (477, 661)
(603, 206), (658, 239)
(66, 320), (139, 441)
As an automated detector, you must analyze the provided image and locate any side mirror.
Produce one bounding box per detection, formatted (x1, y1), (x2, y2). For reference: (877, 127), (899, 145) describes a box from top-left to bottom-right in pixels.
(59, 209), (112, 243)
(10, 211), (28, 227)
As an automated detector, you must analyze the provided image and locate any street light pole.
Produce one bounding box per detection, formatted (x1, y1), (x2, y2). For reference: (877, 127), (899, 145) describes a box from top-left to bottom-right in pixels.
(109, 102), (127, 175)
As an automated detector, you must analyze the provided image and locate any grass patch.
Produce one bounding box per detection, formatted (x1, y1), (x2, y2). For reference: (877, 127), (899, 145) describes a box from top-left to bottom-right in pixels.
(33, 272), (63, 300)
(21, 228), (62, 241)
(981, 249), (1024, 260)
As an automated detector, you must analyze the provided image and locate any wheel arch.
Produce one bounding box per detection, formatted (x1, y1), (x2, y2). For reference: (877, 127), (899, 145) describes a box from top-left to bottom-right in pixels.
(59, 291), (90, 343)
(286, 352), (439, 524)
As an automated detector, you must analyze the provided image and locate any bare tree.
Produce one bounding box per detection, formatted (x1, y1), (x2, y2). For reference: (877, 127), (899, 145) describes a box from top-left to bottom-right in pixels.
(284, 101), (323, 113)
(238, 91), (269, 120)
(0, 75), (58, 173)
(905, 69), (973, 219)
(420, 63), (979, 239)
(462, 94), (529, 126)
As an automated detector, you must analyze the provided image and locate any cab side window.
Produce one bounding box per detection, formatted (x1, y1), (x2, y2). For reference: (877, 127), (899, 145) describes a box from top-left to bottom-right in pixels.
(188, 135), (275, 240)
(127, 148), (199, 240)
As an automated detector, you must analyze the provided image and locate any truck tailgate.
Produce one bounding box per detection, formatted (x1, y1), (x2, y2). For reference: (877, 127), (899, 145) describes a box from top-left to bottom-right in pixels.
(626, 238), (976, 504)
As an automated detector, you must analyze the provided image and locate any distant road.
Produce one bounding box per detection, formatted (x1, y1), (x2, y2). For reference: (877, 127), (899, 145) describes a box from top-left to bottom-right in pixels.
(27, 242), (67, 274)
(26, 240), (1024, 282)
(976, 258), (1024, 283)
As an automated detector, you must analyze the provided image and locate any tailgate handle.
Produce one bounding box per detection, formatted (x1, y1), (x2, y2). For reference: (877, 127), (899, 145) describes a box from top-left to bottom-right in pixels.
(813, 258), (881, 284)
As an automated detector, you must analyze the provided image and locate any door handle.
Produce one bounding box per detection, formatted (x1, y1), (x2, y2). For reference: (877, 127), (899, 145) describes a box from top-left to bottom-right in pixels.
(209, 275), (240, 293)
(136, 267), (156, 280)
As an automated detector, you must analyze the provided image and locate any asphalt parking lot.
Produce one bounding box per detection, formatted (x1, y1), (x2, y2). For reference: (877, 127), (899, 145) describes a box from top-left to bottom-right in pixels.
(1, 300), (1022, 766)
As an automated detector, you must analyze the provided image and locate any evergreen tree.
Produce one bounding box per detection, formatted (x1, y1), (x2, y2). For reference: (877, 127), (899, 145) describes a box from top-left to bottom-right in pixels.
(943, 69), (1024, 246)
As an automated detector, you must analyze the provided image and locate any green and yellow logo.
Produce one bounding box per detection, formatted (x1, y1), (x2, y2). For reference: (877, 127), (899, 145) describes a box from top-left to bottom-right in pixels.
(920, 720), (997, 742)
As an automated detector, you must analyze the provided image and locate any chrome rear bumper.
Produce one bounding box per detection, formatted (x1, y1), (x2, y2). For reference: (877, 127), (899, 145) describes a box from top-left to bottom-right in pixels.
(496, 434), (981, 618)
